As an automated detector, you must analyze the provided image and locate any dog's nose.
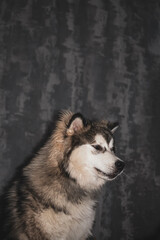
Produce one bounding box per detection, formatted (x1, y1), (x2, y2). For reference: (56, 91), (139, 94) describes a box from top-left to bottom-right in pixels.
(115, 160), (125, 172)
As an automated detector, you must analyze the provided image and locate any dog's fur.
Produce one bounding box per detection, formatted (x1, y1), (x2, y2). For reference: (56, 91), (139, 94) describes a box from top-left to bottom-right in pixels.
(1, 111), (124, 240)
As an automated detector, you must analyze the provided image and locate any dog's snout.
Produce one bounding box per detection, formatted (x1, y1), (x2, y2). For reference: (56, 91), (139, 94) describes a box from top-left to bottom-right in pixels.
(115, 160), (125, 172)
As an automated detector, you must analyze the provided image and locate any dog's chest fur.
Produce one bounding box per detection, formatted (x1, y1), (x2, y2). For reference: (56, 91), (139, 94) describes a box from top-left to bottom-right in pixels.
(37, 199), (96, 240)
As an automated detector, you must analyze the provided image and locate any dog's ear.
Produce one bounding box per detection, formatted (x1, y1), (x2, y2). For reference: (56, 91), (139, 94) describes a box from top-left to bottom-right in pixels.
(107, 121), (119, 133)
(66, 113), (87, 136)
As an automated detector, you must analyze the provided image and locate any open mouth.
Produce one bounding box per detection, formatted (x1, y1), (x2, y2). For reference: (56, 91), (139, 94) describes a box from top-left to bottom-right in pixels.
(95, 168), (118, 179)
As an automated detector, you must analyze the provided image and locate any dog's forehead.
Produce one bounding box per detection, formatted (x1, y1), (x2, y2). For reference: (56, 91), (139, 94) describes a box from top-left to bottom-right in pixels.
(95, 134), (107, 145)
(94, 134), (114, 148)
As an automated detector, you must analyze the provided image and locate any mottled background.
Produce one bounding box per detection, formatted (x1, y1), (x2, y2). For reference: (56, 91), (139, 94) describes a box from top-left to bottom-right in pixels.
(0, 0), (160, 239)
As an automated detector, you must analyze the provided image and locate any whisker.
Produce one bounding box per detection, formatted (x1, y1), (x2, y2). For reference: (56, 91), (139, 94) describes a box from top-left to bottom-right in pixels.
(122, 171), (132, 179)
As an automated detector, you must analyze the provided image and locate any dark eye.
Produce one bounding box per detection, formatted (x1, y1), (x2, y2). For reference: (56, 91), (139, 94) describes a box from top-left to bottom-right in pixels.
(92, 145), (103, 151)
(111, 146), (115, 152)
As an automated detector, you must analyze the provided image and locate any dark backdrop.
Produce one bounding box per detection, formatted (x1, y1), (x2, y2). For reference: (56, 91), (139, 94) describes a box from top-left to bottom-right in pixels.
(0, 0), (160, 239)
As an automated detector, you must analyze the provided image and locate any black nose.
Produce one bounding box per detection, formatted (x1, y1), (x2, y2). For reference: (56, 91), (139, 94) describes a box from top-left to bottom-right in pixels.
(115, 160), (125, 172)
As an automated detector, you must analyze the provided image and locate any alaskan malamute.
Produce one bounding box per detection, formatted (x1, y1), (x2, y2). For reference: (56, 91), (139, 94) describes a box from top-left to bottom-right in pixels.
(1, 111), (124, 240)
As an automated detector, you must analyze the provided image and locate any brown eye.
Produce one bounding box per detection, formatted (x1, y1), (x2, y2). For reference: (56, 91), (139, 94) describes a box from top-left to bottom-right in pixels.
(92, 145), (103, 151)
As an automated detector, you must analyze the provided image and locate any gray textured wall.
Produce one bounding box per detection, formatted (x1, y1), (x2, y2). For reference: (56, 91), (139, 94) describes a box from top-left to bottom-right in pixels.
(0, 0), (160, 239)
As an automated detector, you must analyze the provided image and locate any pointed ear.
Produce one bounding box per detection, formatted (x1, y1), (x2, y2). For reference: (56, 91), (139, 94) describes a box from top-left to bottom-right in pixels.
(107, 121), (119, 133)
(66, 113), (86, 136)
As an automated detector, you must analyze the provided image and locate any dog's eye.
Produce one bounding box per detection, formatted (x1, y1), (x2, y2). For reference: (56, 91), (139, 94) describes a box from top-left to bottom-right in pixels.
(111, 146), (115, 152)
(92, 145), (103, 151)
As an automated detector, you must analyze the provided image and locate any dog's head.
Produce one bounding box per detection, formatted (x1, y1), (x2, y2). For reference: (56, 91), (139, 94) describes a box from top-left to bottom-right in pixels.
(54, 111), (124, 190)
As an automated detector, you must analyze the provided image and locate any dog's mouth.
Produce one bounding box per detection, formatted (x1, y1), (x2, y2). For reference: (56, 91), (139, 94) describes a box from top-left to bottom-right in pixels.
(95, 168), (118, 179)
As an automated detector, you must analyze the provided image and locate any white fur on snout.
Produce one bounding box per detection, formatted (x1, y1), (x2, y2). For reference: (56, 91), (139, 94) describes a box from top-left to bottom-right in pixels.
(68, 134), (118, 190)
(92, 150), (116, 173)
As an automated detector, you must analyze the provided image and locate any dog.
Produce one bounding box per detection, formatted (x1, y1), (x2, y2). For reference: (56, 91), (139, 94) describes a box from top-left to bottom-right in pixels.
(1, 111), (124, 240)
